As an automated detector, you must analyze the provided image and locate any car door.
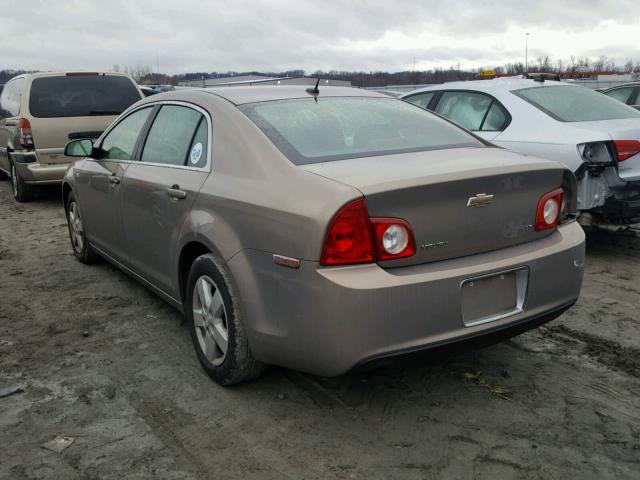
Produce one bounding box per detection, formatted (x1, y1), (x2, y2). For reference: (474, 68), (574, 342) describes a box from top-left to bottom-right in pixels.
(73, 106), (153, 262)
(0, 78), (25, 174)
(432, 90), (510, 142)
(121, 102), (211, 297)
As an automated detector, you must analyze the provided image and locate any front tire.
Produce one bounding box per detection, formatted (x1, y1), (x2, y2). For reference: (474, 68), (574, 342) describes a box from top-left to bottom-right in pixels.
(10, 163), (33, 202)
(186, 254), (266, 385)
(66, 192), (99, 264)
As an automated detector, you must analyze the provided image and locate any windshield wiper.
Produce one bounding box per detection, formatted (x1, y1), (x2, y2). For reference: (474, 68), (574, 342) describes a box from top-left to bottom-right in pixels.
(89, 110), (122, 115)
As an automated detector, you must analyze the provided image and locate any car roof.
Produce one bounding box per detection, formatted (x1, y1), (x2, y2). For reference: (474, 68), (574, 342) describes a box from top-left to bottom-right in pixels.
(401, 78), (579, 97)
(200, 85), (386, 105)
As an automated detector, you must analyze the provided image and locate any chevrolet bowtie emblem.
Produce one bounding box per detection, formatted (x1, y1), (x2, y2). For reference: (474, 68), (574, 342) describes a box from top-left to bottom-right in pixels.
(467, 193), (494, 208)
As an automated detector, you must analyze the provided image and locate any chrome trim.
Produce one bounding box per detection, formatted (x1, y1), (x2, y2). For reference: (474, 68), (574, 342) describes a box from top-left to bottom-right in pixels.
(467, 193), (494, 208)
(96, 100), (213, 174)
(460, 267), (529, 327)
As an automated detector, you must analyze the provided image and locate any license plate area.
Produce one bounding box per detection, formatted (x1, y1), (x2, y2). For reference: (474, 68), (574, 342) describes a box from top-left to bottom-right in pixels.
(461, 268), (528, 327)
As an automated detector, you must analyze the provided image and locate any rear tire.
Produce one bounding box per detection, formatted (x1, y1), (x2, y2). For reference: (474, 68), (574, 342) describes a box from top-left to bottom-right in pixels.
(186, 254), (266, 385)
(10, 162), (33, 202)
(66, 191), (99, 264)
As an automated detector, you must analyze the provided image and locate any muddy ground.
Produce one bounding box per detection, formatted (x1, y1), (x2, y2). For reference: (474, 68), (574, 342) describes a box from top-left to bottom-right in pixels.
(0, 182), (639, 480)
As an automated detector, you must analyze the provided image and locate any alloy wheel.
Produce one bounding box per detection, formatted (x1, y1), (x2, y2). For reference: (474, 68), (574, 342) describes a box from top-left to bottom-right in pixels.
(11, 165), (18, 198)
(68, 201), (85, 254)
(192, 275), (229, 366)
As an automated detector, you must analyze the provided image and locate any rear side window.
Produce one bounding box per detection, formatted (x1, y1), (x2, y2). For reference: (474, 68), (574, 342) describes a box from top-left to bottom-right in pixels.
(603, 86), (636, 104)
(141, 105), (205, 167)
(187, 118), (208, 168)
(100, 107), (152, 160)
(239, 97), (483, 165)
(482, 102), (509, 131)
(434, 91), (493, 131)
(0, 78), (25, 118)
(28, 75), (141, 118)
(403, 91), (435, 109)
(514, 85), (640, 122)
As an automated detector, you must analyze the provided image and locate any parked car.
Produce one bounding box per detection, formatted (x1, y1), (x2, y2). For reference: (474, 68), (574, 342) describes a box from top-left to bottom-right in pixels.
(62, 86), (585, 385)
(0, 72), (143, 201)
(401, 79), (640, 225)
(601, 82), (640, 110)
(140, 86), (161, 97)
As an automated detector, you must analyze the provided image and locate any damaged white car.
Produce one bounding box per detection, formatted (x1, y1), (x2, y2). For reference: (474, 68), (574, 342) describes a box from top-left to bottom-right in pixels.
(402, 79), (640, 225)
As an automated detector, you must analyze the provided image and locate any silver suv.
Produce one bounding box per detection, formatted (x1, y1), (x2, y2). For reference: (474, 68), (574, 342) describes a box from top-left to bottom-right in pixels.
(0, 72), (142, 201)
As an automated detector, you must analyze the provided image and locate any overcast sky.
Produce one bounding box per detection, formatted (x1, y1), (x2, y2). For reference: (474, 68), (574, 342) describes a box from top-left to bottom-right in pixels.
(2, 0), (639, 74)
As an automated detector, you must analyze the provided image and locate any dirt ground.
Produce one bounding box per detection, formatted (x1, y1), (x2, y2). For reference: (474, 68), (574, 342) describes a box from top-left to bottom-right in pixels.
(0, 182), (639, 480)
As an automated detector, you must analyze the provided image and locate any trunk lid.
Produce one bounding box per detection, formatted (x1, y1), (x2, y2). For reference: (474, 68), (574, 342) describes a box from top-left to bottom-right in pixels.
(571, 118), (640, 181)
(302, 147), (568, 267)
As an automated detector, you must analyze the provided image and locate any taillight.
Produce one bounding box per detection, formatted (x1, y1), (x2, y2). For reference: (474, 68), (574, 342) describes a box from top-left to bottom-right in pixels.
(370, 218), (416, 261)
(613, 140), (640, 162)
(320, 199), (416, 266)
(17, 118), (34, 150)
(535, 188), (563, 231)
(320, 199), (375, 266)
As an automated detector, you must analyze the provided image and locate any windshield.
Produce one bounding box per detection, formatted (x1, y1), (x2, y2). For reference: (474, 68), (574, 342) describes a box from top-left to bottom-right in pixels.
(29, 75), (141, 118)
(239, 97), (484, 165)
(513, 85), (640, 122)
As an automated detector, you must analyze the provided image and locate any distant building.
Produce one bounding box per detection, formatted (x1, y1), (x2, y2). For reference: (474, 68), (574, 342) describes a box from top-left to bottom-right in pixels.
(178, 75), (351, 88)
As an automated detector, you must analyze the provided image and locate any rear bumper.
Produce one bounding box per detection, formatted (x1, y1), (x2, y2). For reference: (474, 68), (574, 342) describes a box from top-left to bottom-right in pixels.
(12, 152), (68, 184)
(354, 300), (574, 373)
(228, 221), (585, 376)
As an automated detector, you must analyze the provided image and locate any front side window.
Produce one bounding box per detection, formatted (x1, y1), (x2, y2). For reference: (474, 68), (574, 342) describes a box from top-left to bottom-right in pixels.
(603, 86), (636, 104)
(434, 91), (493, 131)
(403, 91), (436, 109)
(100, 107), (152, 160)
(514, 85), (640, 122)
(239, 97), (483, 165)
(28, 75), (141, 118)
(141, 105), (205, 166)
(0, 78), (25, 118)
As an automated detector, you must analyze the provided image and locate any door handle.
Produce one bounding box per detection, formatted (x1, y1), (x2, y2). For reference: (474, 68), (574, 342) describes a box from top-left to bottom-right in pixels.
(167, 185), (187, 200)
(109, 175), (120, 185)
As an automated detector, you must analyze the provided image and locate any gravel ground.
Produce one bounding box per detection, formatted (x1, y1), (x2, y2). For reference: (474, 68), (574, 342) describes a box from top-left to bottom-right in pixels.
(0, 182), (639, 480)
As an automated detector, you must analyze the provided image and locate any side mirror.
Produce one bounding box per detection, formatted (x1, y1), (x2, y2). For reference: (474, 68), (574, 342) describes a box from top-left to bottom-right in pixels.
(65, 139), (94, 157)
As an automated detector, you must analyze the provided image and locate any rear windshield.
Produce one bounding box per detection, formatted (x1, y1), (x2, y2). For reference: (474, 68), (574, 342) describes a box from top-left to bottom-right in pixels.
(29, 75), (141, 118)
(513, 85), (640, 122)
(239, 97), (484, 165)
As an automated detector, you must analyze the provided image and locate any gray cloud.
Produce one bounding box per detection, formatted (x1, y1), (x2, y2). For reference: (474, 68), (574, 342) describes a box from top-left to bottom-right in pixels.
(2, 0), (639, 73)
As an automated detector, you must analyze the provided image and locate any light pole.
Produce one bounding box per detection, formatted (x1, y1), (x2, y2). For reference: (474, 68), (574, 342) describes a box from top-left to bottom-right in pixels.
(525, 32), (530, 74)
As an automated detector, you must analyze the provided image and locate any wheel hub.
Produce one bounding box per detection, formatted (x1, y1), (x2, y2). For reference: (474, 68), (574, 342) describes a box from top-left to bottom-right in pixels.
(192, 275), (229, 366)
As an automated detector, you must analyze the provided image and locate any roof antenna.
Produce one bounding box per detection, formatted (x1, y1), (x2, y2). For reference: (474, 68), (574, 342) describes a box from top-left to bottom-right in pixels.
(306, 78), (320, 101)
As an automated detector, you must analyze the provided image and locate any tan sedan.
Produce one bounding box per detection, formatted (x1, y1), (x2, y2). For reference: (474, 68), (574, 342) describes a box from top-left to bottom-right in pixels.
(62, 86), (585, 385)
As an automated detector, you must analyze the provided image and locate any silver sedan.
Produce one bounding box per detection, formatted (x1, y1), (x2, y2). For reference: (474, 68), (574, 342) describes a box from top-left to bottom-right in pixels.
(63, 86), (585, 384)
